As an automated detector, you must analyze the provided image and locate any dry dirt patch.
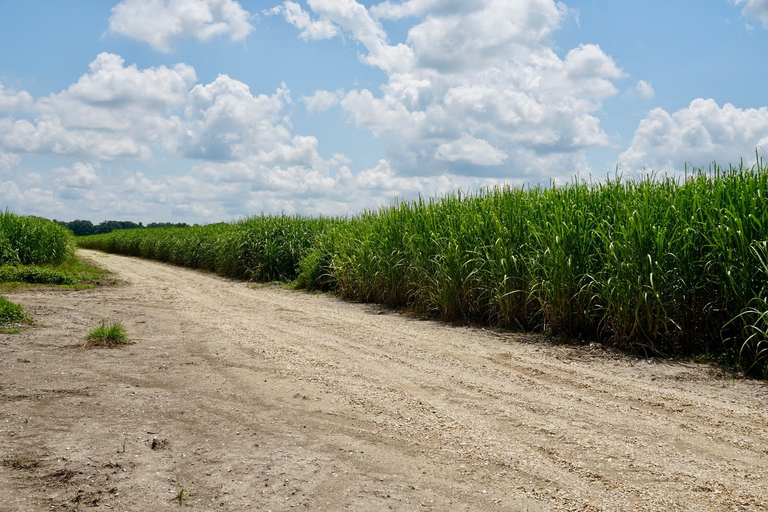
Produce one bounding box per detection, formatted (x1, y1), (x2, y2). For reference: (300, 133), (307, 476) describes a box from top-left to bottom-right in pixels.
(1, 249), (767, 511)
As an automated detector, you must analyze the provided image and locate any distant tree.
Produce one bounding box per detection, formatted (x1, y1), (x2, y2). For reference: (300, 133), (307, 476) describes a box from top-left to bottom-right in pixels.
(146, 222), (190, 229)
(94, 220), (141, 234)
(66, 219), (96, 236)
(57, 218), (189, 236)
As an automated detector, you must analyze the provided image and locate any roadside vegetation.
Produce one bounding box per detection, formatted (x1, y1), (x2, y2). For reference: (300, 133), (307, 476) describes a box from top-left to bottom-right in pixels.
(0, 295), (32, 333)
(1, 210), (111, 291)
(85, 319), (129, 346)
(79, 215), (339, 282)
(56, 218), (189, 236)
(78, 159), (768, 377)
(1, 210), (75, 267)
(0, 211), (77, 330)
(0, 211), (113, 332)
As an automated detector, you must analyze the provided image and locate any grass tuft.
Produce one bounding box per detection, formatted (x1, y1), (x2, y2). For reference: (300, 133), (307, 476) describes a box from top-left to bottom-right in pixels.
(0, 295), (32, 333)
(86, 320), (129, 346)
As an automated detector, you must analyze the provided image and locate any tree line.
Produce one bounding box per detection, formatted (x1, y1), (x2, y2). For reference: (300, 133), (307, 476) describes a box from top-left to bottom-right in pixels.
(55, 219), (189, 236)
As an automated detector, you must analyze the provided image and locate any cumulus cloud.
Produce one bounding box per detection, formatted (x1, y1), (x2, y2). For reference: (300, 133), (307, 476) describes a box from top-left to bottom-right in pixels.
(129, 156), (512, 218)
(0, 116), (153, 161)
(434, 136), (508, 166)
(108, 0), (254, 52)
(405, 0), (567, 72)
(0, 53), (312, 168)
(272, 0), (414, 73)
(0, 84), (33, 112)
(0, 52), (362, 221)
(370, 0), (471, 20)
(53, 163), (108, 203)
(0, 180), (66, 214)
(1, 1), (661, 222)
(0, 151), (20, 173)
(734, 0), (768, 28)
(50, 52), (196, 112)
(54, 162), (102, 189)
(278, 0), (624, 180)
(265, 1), (338, 40)
(183, 76), (292, 160)
(0, 53), (195, 161)
(302, 89), (345, 112)
(629, 80), (655, 99)
(618, 99), (768, 172)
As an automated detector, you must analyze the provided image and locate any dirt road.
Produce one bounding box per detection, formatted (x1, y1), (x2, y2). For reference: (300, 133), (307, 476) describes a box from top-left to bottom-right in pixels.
(1, 250), (767, 511)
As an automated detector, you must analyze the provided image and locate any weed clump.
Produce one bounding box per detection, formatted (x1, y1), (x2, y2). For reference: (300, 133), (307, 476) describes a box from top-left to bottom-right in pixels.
(0, 295), (32, 333)
(0, 265), (79, 285)
(86, 320), (129, 346)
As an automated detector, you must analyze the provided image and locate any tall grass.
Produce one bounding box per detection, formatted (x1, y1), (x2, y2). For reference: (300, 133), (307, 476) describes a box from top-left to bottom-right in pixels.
(0, 210), (76, 266)
(78, 215), (338, 282)
(298, 160), (768, 376)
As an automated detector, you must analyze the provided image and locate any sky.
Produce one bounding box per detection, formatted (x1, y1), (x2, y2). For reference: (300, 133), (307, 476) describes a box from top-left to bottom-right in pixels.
(1, 0), (768, 224)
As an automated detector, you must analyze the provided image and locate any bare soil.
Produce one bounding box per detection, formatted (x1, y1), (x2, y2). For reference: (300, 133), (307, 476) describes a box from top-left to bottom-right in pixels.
(1, 249), (767, 511)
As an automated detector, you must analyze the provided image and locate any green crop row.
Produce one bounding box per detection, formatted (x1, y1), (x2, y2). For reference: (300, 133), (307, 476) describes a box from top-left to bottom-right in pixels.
(76, 160), (768, 376)
(0, 210), (76, 266)
(78, 215), (340, 282)
(298, 161), (768, 376)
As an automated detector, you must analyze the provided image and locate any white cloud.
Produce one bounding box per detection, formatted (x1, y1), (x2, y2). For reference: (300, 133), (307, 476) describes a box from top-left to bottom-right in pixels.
(3, 1), (638, 222)
(0, 180), (67, 214)
(0, 116), (153, 161)
(302, 89), (345, 112)
(563, 44), (624, 97)
(0, 151), (20, 173)
(54, 162), (102, 189)
(277, 0), (624, 180)
(406, 0), (566, 72)
(0, 53), (195, 161)
(370, 0), (473, 20)
(183, 76), (293, 160)
(0, 52), (379, 222)
(266, 1), (339, 40)
(49, 52), (196, 112)
(0, 54), (305, 167)
(435, 136), (508, 166)
(0, 180), (23, 204)
(629, 80), (655, 99)
(618, 98), (768, 172)
(108, 0), (254, 52)
(187, 156), (513, 217)
(0, 84), (33, 112)
(734, 0), (768, 28)
(273, 0), (414, 73)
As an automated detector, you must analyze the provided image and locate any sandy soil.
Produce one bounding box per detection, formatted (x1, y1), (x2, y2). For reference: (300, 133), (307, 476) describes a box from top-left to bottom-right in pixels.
(1, 249), (767, 511)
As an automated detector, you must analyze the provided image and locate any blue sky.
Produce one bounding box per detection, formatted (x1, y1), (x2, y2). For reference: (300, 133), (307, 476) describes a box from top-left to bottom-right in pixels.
(1, 0), (768, 223)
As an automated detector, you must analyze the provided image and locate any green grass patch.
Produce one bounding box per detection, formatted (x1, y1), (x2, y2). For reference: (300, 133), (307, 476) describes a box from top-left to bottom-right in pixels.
(86, 320), (129, 346)
(0, 265), (78, 285)
(0, 295), (32, 333)
(0, 256), (117, 292)
(58, 256), (118, 288)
